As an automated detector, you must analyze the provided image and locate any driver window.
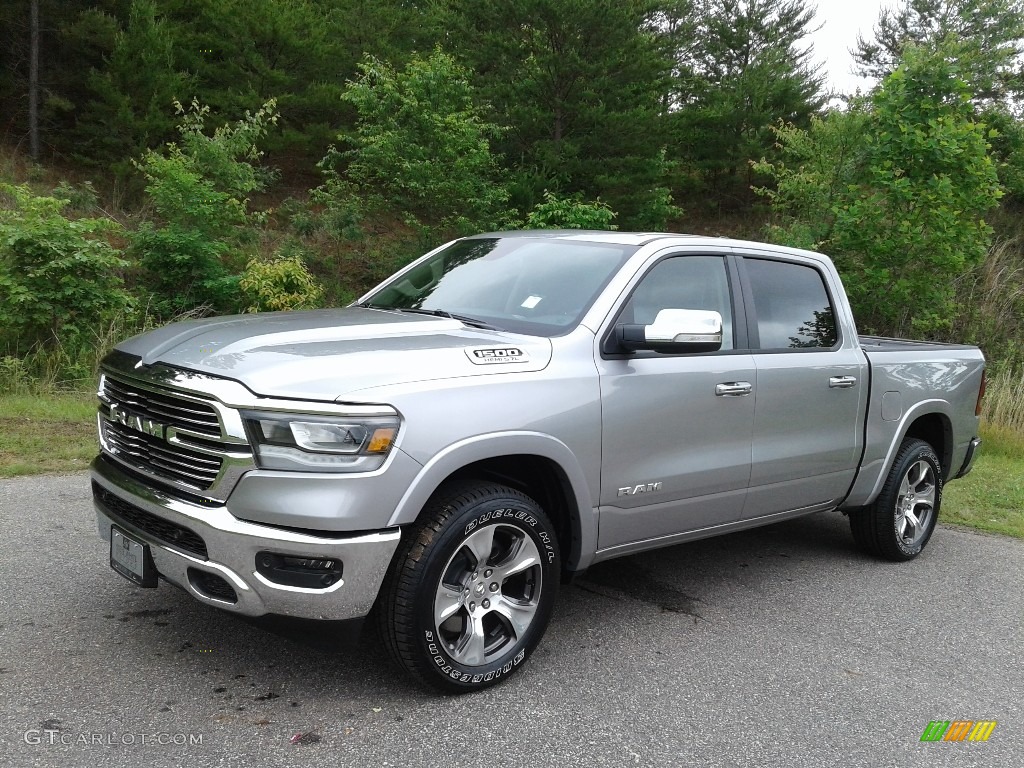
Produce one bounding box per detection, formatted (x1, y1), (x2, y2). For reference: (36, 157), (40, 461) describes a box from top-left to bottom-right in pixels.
(621, 255), (734, 350)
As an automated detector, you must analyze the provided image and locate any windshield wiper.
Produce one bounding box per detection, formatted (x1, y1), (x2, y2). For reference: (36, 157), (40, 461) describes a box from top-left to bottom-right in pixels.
(360, 304), (502, 331)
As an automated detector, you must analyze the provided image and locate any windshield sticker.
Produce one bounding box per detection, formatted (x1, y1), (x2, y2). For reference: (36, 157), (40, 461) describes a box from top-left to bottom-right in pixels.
(521, 295), (543, 309)
(466, 347), (529, 365)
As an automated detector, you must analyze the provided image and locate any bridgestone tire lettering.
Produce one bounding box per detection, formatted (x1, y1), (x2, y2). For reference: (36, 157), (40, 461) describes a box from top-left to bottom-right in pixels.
(375, 481), (561, 693)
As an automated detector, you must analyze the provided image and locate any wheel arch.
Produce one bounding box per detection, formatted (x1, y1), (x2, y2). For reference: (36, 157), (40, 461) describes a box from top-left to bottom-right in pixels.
(388, 433), (596, 573)
(903, 411), (953, 480)
(850, 400), (955, 508)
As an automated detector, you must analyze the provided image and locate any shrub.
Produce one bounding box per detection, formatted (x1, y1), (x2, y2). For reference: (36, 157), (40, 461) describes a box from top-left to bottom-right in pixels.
(952, 237), (1024, 367)
(52, 180), (100, 214)
(239, 250), (325, 313)
(524, 191), (618, 230)
(0, 183), (132, 353)
(132, 99), (278, 316)
(130, 224), (237, 315)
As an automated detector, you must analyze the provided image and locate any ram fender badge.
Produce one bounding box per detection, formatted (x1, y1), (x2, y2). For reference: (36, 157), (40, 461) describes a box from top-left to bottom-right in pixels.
(618, 482), (663, 497)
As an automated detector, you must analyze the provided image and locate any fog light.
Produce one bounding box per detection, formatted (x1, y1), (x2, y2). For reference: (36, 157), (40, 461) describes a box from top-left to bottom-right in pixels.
(282, 556), (337, 570)
(255, 551), (344, 589)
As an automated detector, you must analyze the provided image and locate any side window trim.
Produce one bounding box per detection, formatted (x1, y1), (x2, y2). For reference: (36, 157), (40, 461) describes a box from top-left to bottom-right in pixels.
(737, 254), (842, 353)
(599, 251), (745, 358)
(728, 253), (755, 350)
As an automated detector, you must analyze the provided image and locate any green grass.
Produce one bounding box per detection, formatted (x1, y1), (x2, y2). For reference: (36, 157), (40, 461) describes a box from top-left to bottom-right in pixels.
(942, 424), (1024, 539)
(0, 393), (98, 477)
(0, 393), (1021, 540)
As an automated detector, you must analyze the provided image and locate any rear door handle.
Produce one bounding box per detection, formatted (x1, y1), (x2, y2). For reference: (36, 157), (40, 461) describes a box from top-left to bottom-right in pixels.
(829, 376), (857, 389)
(716, 381), (753, 397)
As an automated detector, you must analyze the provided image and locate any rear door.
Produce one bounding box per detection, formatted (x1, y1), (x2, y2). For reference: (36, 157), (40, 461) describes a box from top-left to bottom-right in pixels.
(737, 253), (868, 518)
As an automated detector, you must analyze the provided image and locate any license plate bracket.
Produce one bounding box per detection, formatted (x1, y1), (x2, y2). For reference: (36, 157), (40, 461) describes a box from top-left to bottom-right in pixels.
(110, 526), (158, 588)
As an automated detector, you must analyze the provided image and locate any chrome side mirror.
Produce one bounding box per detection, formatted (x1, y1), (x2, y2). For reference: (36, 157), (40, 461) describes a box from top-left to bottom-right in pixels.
(616, 309), (723, 354)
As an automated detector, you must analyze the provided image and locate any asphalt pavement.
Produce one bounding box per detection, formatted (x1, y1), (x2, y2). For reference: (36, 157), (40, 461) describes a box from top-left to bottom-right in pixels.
(0, 472), (1021, 768)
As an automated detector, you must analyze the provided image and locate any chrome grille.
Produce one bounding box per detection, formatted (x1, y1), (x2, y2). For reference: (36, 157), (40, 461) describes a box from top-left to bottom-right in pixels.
(101, 420), (223, 489)
(102, 375), (221, 437)
(98, 371), (253, 499)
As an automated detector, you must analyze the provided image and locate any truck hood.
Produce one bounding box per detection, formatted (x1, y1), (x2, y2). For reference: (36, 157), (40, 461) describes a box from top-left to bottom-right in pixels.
(114, 308), (553, 401)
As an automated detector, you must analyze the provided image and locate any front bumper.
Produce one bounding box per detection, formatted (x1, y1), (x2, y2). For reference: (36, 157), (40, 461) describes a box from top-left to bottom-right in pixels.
(91, 456), (401, 620)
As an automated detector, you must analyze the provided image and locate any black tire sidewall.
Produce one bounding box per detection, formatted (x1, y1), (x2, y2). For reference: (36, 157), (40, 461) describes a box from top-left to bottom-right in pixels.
(886, 441), (943, 558)
(411, 491), (560, 690)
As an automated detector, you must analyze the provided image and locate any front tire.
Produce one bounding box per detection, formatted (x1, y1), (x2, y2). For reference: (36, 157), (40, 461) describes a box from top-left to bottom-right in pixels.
(850, 437), (942, 561)
(377, 481), (560, 693)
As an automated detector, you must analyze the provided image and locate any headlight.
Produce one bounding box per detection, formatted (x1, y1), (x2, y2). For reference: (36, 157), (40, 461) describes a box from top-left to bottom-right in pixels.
(242, 411), (400, 473)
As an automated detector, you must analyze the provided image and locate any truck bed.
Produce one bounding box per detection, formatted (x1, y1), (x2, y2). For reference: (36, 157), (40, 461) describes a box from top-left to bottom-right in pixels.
(859, 335), (979, 353)
(843, 337), (985, 509)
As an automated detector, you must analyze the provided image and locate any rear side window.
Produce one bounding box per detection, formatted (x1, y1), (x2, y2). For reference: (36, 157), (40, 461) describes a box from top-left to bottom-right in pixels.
(745, 259), (837, 349)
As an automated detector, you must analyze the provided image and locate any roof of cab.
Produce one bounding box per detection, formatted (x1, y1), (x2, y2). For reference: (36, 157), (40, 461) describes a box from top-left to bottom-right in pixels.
(466, 230), (833, 265)
(468, 230), (701, 246)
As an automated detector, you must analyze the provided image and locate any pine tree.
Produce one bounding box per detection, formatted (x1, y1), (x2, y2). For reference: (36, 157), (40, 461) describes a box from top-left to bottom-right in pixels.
(672, 0), (826, 204)
(852, 0), (1024, 102)
(73, 0), (194, 173)
(445, 0), (680, 228)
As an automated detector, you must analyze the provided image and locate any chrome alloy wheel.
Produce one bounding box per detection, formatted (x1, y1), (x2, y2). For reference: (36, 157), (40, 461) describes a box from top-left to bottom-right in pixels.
(895, 459), (937, 548)
(433, 524), (542, 667)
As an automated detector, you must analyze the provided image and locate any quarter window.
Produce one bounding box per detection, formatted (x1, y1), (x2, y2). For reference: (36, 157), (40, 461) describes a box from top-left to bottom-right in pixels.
(745, 259), (837, 349)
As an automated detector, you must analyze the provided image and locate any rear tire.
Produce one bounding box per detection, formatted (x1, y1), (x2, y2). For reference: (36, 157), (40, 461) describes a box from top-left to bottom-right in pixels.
(850, 438), (942, 561)
(376, 481), (560, 693)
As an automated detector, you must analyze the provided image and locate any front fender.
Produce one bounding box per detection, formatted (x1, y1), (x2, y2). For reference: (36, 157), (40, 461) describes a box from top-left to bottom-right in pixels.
(388, 431), (598, 571)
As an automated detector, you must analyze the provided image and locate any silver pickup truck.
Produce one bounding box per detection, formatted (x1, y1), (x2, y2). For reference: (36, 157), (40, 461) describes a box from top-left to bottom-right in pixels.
(91, 231), (985, 691)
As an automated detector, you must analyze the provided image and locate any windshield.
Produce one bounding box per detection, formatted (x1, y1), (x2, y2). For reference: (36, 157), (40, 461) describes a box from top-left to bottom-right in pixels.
(361, 237), (638, 336)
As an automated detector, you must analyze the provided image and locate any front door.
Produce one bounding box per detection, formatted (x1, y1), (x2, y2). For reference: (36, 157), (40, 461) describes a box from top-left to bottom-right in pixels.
(596, 253), (755, 550)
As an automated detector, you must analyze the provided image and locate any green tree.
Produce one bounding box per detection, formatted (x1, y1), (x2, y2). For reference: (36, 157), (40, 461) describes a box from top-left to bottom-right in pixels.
(0, 1), (130, 162)
(330, 49), (509, 234)
(149, 0), (445, 163)
(673, 0), (826, 203)
(159, 0), (349, 158)
(28, 0), (434, 175)
(445, 0), (680, 229)
(755, 46), (1003, 336)
(851, 0), (1024, 201)
(74, 0), (194, 173)
(307, 0), (444, 71)
(852, 0), (1024, 102)
(132, 99), (278, 316)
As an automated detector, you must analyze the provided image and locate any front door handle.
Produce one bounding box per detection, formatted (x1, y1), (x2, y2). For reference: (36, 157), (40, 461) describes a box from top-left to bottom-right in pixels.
(716, 381), (753, 397)
(829, 376), (857, 389)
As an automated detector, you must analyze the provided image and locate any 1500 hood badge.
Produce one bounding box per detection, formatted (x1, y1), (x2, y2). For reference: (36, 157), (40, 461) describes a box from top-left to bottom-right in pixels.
(466, 347), (529, 365)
